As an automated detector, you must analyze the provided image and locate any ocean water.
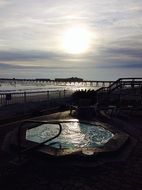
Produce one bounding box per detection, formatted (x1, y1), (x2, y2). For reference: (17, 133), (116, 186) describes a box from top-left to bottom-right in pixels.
(0, 81), (98, 93)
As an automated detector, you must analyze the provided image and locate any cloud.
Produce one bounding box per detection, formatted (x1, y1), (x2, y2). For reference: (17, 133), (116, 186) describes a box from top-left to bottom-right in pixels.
(0, 50), (60, 62)
(0, 62), (18, 69)
(0, 0), (142, 79)
(0, 0), (10, 7)
(0, 49), (95, 63)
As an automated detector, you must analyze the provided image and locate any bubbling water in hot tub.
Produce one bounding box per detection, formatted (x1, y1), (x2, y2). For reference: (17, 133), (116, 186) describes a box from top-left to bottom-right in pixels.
(26, 121), (114, 149)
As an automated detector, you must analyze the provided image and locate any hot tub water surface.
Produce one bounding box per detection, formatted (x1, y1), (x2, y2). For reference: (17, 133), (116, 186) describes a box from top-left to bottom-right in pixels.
(26, 121), (114, 149)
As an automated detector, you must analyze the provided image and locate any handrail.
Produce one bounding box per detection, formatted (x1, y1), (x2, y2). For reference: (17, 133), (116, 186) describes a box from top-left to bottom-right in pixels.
(96, 78), (142, 104)
(107, 78), (121, 92)
(97, 78), (142, 94)
(95, 87), (108, 93)
(118, 77), (142, 80)
(17, 120), (62, 162)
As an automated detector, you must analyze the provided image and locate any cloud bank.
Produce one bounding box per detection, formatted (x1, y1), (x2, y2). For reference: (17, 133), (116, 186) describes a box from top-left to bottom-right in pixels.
(0, 0), (142, 79)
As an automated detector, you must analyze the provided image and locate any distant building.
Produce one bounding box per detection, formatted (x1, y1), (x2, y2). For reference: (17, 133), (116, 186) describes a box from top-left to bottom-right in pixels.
(35, 78), (51, 82)
(55, 77), (83, 82)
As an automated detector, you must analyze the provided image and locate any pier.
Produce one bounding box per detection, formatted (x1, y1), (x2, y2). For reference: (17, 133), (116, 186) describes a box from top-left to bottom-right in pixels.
(0, 78), (114, 88)
(0, 78), (114, 108)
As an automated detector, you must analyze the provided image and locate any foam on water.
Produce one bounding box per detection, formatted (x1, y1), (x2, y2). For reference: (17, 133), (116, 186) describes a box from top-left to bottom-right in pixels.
(0, 82), (98, 93)
(26, 122), (114, 148)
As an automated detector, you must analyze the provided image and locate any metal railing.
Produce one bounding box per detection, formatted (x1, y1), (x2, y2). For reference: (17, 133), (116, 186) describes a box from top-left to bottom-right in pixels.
(17, 119), (79, 162)
(0, 90), (72, 107)
(96, 78), (142, 94)
(96, 78), (142, 105)
(17, 120), (63, 162)
(108, 78), (142, 92)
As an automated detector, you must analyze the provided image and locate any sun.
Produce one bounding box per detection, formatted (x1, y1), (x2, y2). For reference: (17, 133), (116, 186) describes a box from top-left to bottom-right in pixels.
(62, 26), (91, 54)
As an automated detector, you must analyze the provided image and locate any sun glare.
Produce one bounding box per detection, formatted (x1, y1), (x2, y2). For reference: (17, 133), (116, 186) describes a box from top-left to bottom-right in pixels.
(62, 27), (91, 54)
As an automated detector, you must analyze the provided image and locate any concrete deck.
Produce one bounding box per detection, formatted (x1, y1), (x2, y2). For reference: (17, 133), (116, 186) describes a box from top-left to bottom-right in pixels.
(0, 111), (142, 190)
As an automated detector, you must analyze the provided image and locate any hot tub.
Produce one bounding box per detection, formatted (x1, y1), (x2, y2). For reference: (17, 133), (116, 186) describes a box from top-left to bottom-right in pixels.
(19, 119), (124, 157)
(26, 121), (114, 149)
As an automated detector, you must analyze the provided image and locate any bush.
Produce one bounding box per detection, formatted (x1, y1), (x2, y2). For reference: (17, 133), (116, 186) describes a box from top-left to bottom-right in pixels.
(72, 90), (97, 105)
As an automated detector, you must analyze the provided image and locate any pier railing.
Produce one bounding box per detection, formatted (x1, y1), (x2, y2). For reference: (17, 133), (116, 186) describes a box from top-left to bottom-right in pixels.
(0, 90), (72, 107)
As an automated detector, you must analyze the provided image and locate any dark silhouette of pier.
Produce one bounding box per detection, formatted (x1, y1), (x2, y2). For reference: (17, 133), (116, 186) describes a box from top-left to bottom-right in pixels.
(0, 78), (114, 87)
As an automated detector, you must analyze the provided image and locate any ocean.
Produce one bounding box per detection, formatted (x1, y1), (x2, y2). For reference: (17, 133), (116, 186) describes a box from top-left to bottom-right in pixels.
(0, 81), (99, 93)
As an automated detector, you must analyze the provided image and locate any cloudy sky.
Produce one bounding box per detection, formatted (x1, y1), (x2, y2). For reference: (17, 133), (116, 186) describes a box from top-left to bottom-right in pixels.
(0, 0), (142, 80)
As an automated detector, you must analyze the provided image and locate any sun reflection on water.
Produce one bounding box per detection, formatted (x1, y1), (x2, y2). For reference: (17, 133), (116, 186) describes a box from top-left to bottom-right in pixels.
(26, 121), (114, 149)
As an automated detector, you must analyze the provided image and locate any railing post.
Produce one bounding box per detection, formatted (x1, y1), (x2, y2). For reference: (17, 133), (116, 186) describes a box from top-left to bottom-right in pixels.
(23, 92), (27, 115)
(59, 90), (61, 99)
(47, 91), (49, 101)
(64, 90), (66, 98)
(24, 92), (27, 103)
(0, 94), (2, 106)
(141, 86), (142, 104)
(131, 79), (135, 88)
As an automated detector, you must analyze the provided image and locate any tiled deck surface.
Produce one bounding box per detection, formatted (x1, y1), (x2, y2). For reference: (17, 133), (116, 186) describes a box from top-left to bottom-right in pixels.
(0, 111), (142, 190)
